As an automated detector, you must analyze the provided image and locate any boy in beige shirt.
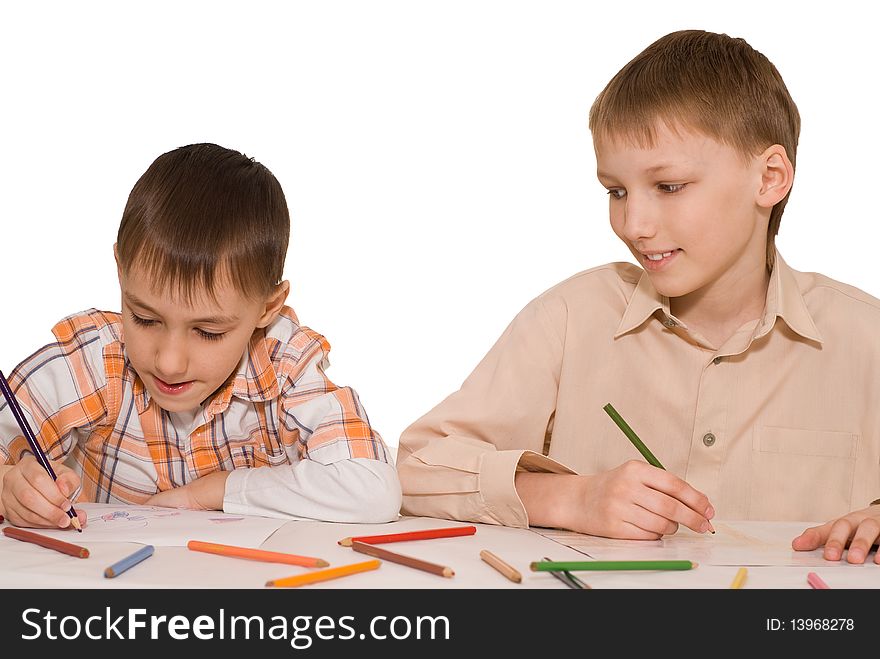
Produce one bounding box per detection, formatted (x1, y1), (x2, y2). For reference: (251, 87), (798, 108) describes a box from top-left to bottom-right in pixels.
(397, 30), (880, 564)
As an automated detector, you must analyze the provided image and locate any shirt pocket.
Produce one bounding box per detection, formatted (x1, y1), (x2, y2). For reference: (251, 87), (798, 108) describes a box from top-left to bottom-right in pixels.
(749, 426), (858, 521)
(230, 441), (291, 469)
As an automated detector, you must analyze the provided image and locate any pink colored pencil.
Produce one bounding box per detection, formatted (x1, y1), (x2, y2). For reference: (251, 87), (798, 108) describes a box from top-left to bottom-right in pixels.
(807, 571), (830, 589)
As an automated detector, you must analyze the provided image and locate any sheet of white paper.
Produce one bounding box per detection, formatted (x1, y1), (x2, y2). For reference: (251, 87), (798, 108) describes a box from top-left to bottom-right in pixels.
(535, 520), (832, 566)
(31, 503), (288, 547)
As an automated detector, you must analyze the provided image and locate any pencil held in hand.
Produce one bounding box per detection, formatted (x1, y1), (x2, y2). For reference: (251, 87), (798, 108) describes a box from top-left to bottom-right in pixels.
(603, 402), (664, 468)
(603, 402), (714, 533)
(0, 370), (82, 532)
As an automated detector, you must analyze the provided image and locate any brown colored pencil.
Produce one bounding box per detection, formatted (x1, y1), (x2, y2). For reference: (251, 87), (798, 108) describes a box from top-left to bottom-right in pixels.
(350, 540), (454, 577)
(3, 526), (89, 558)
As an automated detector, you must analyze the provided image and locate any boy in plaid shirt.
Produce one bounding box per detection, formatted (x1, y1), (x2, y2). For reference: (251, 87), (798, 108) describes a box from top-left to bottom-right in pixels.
(0, 143), (401, 528)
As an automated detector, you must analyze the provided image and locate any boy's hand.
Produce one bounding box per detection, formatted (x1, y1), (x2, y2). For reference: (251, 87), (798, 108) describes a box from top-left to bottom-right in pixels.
(144, 471), (230, 511)
(0, 455), (88, 529)
(516, 461), (715, 540)
(792, 506), (880, 564)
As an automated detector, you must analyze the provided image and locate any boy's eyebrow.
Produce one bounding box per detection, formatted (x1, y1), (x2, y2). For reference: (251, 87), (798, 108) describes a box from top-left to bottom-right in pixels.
(597, 163), (680, 180)
(124, 294), (240, 325)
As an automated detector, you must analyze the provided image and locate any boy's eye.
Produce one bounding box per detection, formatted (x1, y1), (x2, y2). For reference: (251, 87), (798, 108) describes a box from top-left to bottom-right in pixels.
(130, 312), (156, 327)
(607, 188), (626, 200)
(658, 183), (687, 193)
(196, 328), (226, 342)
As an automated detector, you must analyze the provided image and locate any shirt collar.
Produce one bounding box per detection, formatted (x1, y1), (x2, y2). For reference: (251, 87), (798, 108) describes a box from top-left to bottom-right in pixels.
(614, 250), (823, 344)
(127, 328), (281, 416)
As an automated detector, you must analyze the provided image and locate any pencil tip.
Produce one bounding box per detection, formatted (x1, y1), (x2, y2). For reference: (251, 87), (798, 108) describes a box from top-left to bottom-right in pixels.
(339, 538), (352, 547)
(316, 559), (330, 567)
(70, 517), (82, 531)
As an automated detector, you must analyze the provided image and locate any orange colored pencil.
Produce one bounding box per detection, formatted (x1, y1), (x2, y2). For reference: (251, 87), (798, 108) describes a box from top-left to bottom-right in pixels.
(187, 540), (328, 567)
(338, 525), (476, 546)
(266, 559), (381, 588)
(351, 540), (454, 577)
(3, 526), (89, 558)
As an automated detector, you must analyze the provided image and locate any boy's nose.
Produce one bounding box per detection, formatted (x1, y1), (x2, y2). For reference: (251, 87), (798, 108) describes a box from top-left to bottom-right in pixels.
(154, 338), (188, 380)
(620, 198), (658, 242)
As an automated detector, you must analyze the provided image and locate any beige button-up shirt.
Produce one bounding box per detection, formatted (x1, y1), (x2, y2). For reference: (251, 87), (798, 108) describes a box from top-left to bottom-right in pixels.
(397, 252), (880, 527)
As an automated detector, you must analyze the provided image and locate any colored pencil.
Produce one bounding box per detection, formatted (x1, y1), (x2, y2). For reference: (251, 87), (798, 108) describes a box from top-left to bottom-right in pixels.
(187, 540), (329, 567)
(265, 559), (381, 588)
(730, 567), (748, 589)
(480, 549), (521, 583)
(543, 556), (590, 589)
(807, 571), (830, 589)
(603, 402), (715, 533)
(530, 559), (697, 572)
(104, 544), (154, 578)
(3, 526), (89, 558)
(338, 525), (476, 546)
(0, 370), (81, 531)
(351, 540), (454, 577)
(603, 402), (665, 468)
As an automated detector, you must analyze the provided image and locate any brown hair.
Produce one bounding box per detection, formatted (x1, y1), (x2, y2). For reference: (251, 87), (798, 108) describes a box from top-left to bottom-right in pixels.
(116, 143), (289, 303)
(589, 30), (800, 271)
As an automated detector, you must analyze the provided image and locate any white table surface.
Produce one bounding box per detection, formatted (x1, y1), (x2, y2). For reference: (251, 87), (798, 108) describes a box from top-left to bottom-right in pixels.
(1, 516), (877, 589)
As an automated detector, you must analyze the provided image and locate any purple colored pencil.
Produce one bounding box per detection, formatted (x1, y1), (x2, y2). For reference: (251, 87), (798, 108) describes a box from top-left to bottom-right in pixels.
(0, 370), (82, 531)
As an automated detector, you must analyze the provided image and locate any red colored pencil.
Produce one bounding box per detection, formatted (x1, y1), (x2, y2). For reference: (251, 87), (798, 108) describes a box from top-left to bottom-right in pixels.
(3, 526), (90, 558)
(338, 525), (476, 546)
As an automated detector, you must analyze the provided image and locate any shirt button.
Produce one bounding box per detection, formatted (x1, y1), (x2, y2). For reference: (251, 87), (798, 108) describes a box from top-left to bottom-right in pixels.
(713, 356), (722, 365)
(702, 432), (716, 447)
(663, 318), (676, 328)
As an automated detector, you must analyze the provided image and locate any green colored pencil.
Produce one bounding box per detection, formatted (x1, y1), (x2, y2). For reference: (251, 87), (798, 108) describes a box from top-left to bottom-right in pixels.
(603, 403), (665, 469)
(530, 560), (697, 572)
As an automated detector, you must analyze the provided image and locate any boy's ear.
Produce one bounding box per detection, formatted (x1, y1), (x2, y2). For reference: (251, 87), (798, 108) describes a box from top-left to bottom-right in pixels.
(113, 243), (123, 282)
(256, 280), (291, 328)
(756, 144), (794, 209)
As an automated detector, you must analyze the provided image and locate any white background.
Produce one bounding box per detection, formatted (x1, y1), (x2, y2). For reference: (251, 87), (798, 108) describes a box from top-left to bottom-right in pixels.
(1, 1), (877, 454)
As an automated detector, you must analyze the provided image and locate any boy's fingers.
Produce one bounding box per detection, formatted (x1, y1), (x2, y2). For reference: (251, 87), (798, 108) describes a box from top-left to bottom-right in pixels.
(56, 472), (82, 501)
(845, 519), (880, 564)
(21, 459), (70, 508)
(643, 469), (714, 524)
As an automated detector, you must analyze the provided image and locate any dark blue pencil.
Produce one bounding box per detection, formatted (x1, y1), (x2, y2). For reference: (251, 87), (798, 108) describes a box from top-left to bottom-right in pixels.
(104, 545), (155, 578)
(0, 370), (82, 531)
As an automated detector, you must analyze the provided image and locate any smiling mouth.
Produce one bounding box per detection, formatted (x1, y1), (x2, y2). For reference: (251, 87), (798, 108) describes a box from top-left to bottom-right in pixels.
(640, 248), (681, 270)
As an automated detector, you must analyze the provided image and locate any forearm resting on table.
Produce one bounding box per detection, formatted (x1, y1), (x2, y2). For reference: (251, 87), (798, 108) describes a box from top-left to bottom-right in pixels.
(515, 471), (583, 529)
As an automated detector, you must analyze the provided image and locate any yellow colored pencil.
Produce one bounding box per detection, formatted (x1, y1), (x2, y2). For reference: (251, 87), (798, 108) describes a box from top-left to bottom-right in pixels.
(265, 559), (381, 588)
(730, 567), (747, 589)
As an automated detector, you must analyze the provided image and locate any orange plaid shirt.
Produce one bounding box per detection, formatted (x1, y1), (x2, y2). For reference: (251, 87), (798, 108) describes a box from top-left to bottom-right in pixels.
(0, 306), (392, 505)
